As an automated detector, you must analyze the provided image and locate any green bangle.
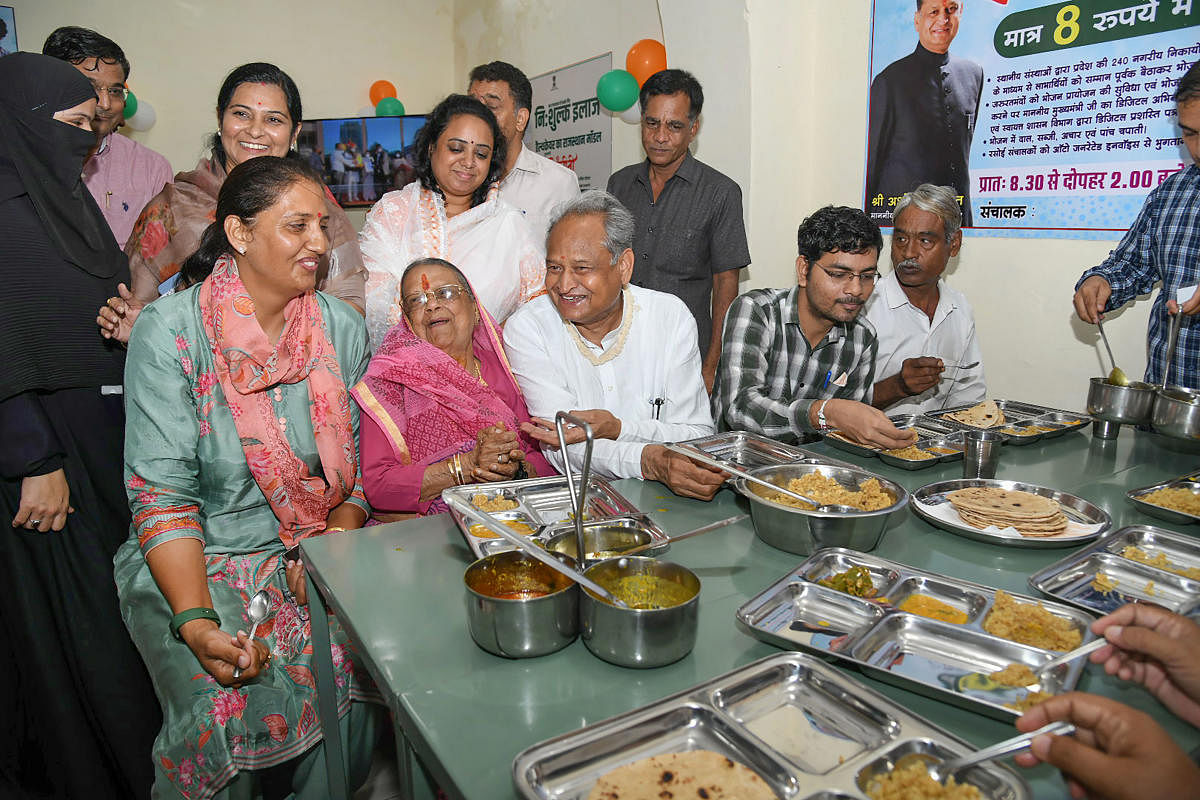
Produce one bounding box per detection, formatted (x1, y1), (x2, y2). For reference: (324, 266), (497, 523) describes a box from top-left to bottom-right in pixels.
(170, 607), (221, 641)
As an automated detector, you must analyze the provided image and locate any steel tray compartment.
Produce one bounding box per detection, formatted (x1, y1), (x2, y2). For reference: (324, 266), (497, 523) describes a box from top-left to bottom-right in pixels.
(922, 434), (966, 463)
(824, 431), (881, 458)
(856, 739), (1026, 800)
(444, 475), (643, 559)
(1029, 526), (1200, 614)
(739, 581), (886, 653)
(541, 514), (670, 561)
(849, 614), (1071, 719)
(878, 447), (941, 470)
(737, 548), (1094, 721)
(680, 430), (811, 471)
(1127, 479), (1200, 525)
(994, 424), (1045, 445)
(511, 652), (1031, 800)
(710, 658), (900, 774)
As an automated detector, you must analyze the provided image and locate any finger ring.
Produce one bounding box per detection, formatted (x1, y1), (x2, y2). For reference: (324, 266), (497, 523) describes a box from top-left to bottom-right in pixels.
(498, 454), (508, 463)
(28, 519), (41, 526)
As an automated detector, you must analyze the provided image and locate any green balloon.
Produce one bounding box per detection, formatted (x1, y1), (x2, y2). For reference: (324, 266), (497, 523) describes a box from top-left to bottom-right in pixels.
(123, 90), (138, 119)
(375, 97), (405, 117)
(596, 69), (639, 112)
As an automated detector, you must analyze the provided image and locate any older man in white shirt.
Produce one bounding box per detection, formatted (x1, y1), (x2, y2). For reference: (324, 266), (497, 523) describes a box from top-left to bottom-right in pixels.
(864, 183), (986, 414)
(504, 191), (725, 499)
(469, 61), (580, 239)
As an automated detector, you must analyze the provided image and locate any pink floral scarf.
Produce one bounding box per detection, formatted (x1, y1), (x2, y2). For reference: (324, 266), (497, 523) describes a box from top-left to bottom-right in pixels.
(351, 290), (530, 491)
(199, 255), (356, 548)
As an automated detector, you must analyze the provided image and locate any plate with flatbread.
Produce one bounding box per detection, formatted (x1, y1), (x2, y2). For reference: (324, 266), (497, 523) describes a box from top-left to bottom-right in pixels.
(912, 478), (1111, 548)
(942, 399), (1006, 428)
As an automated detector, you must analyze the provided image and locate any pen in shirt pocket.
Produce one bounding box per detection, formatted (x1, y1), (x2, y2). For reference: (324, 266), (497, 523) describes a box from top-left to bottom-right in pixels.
(650, 397), (665, 419)
(822, 369), (832, 389)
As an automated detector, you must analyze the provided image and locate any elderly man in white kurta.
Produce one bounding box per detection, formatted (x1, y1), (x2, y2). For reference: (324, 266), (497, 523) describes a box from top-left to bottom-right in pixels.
(503, 191), (726, 500)
(864, 183), (986, 414)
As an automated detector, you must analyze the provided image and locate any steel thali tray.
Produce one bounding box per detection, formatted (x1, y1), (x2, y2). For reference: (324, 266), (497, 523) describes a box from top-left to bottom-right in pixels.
(1126, 470), (1200, 525)
(923, 399), (1089, 441)
(736, 548), (1095, 721)
(512, 651), (1030, 799)
(680, 430), (860, 472)
(824, 414), (964, 465)
(1029, 525), (1200, 615)
(912, 478), (1111, 549)
(443, 475), (669, 560)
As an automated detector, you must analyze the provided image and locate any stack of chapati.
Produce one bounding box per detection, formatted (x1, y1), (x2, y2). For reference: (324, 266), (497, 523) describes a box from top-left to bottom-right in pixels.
(947, 487), (1069, 537)
(945, 399), (1005, 428)
(587, 750), (778, 800)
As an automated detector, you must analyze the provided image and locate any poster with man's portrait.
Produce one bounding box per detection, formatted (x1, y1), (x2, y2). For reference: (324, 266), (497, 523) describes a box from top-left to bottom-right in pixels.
(865, 0), (1200, 239)
(0, 7), (17, 58)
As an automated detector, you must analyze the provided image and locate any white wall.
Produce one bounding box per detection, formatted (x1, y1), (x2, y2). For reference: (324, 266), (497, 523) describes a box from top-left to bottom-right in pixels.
(9, 0), (455, 183)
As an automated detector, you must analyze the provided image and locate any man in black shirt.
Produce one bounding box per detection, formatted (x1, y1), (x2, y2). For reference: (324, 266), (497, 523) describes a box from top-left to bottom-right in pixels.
(607, 69), (750, 393)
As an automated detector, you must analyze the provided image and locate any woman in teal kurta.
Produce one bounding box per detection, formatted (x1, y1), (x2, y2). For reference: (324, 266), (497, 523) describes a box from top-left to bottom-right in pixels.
(114, 157), (379, 800)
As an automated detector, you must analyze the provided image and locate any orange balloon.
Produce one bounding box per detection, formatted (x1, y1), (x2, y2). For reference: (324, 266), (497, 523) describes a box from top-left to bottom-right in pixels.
(369, 80), (397, 106)
(626, 39), (667, 87)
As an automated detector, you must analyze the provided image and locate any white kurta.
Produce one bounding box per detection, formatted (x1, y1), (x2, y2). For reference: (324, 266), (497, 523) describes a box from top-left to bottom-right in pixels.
(358, 182), (546, 351)
(862, 271), (986, 415)
(503, 285), (715, 479)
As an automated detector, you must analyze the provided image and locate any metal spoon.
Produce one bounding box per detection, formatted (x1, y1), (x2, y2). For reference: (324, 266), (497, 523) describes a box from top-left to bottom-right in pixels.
(663, 444), (859, 513)
(898, 721), (1075, 785)
(444, 493), (631, 608)
(1037, 637), (1109, 675)
(1162, 309), (1184, 391)
(1096, 317), (1130, 386)
(232, 589), (272, 681)
(619, 514), (749, 558)
(941, 360), (980, 370)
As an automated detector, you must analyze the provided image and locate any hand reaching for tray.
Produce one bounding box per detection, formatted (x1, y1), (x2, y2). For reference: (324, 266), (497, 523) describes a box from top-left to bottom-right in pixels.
(1013, 692), (1200, 800)
(1089, 603), (1200, 727)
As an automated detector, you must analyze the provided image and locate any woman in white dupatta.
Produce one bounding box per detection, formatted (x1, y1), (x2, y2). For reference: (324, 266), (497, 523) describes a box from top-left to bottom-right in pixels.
(360, 94), (544, 350)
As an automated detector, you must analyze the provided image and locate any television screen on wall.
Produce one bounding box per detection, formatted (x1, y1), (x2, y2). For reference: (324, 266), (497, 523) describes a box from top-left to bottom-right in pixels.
(297, 114), (427, 208)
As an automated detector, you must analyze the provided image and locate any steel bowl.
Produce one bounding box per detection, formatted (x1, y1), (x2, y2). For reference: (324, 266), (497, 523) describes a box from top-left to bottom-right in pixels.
(580, 557), (700, 668)
(1152, 386), (1200, 439)
(542, 516), (660, 563)
(732, 464), (909, 556)
(1086, 377), (1156, 424)
(463, 550), (578, 658)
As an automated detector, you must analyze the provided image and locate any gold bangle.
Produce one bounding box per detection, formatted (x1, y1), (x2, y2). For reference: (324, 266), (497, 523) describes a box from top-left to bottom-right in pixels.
(324, 526), (347, 533)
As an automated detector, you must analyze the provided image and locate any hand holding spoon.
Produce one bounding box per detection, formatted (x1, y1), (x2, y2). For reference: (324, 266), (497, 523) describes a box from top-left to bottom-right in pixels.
(232, 589), (272, 681)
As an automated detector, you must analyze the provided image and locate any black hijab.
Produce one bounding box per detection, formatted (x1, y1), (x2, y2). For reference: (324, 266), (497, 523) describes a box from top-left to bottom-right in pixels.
(0, 52), (124, 277)
(0, 53), (129, 399)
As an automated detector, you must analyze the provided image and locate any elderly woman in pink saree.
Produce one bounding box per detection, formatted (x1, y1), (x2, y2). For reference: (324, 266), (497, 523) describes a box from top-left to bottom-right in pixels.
(352, 258), (554, 519)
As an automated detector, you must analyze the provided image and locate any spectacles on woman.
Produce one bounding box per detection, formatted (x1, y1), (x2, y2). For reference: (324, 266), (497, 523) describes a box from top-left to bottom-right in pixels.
(402, 283), (467, 312)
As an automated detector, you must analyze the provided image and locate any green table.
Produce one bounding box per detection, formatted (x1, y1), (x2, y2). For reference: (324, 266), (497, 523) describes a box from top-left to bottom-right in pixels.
(302, 427), (1200, 799)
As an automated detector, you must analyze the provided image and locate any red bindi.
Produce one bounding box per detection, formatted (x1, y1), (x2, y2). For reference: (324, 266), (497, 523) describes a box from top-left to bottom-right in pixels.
(420, 273), (430, 291)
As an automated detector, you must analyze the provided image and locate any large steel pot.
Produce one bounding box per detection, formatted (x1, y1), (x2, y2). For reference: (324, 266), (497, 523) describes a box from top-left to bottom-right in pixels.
(463, 550), (578, 658)
(1152, 386), (1200, 440)
(580, 557), (699, 668)
(1086, 377), (1156, 438)
(732, 463), (909, 556)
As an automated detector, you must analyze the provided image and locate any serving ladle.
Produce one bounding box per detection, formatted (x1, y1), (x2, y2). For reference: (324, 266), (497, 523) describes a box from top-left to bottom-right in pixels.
(895, 721), (1075, 785)
(1096, 317), (1130, 386)
(445, 493), (631, 608)
(663, 444), (859, 513)
(618, 513), (749, 558)
(231, 589), (272, 681)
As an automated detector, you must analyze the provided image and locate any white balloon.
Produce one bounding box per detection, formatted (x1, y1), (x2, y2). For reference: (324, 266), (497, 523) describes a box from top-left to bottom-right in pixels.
(125, 100), (156, 131)
(357, 105), (375, 118)
(619, 105), (641, 125)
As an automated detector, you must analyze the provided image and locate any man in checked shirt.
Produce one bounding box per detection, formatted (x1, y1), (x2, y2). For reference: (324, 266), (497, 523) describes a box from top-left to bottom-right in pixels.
(712, 205), (916, 448)
(1074, 60), (1200, 389)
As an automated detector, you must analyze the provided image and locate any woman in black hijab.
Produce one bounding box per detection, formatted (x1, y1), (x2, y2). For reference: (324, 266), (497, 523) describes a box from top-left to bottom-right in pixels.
(0, 52), (160, 799)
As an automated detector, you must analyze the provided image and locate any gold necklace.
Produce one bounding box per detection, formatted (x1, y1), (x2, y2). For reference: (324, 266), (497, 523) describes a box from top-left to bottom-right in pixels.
(563, 287), (636, 366)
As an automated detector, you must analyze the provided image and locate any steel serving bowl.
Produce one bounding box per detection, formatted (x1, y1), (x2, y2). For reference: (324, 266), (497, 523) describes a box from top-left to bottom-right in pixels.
(542, 518), (657, 564)
(733, 464), (909, 556)
(463, 550), (578, 658)
(1086, 377), (1156, 423)
(1152, 386), (1200, 440)
(580, 557), (700, 668)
